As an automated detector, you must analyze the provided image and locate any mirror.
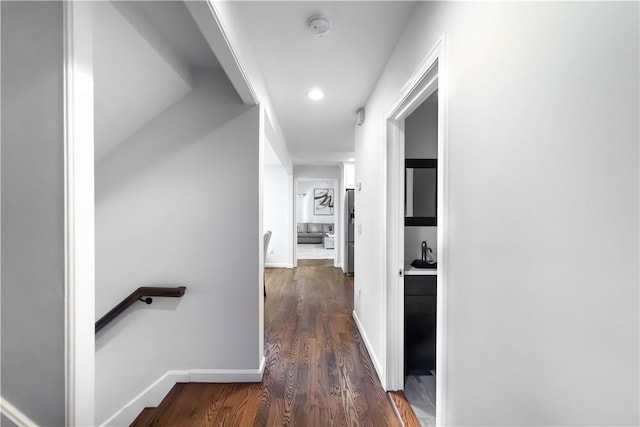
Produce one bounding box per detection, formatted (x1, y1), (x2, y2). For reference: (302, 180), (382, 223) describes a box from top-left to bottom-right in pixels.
(405, 159), (437, 226)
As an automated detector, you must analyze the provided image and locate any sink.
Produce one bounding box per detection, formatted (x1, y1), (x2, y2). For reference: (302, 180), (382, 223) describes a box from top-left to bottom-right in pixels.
(410, 259), (437, 269)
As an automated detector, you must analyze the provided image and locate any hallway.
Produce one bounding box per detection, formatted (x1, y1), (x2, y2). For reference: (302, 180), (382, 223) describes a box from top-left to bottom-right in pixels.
(132, 260), (400, 426)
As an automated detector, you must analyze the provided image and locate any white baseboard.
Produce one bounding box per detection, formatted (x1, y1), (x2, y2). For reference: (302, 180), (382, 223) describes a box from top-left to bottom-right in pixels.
(100, 359), (265, 427)
(352, 310), (385, 389)
(1, 397), (39, 427)
(265, 262), (294, 268)
(189, 356), (265, 382)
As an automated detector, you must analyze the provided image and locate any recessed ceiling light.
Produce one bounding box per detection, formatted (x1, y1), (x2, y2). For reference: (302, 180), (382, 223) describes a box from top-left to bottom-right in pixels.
(307, 88), (324, 101)
(348, 158), (355, 162)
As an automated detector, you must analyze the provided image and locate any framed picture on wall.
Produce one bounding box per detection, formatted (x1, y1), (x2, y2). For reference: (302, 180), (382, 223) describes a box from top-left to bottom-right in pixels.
(314, 188), (334, 215)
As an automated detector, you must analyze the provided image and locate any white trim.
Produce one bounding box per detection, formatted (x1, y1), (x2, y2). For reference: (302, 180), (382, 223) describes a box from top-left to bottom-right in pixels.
(434, 36), (449, 427)
(259, 105), (266, 371)
(352, 311), (385, 387)
(100, 360), (266, 427)
(63, 2), (95, 426)
(1, 398), (39, 427)
(383, 34), (449, 426)
(184, 1), (258, 105)
(265, 262), (294, 268)
(293, 177), (340, 268)
(100, 371), (187, 427)
(293, 179), (298, 267)
(188, 359), (265, 382)
(382, 117), (403, 392)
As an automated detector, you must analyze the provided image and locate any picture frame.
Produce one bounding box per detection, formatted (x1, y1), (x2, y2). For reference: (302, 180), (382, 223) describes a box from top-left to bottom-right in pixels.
(314, 188), (334, 215)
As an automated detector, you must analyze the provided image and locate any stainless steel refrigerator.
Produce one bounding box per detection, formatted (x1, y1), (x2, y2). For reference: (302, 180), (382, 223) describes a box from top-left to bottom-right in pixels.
(345, 189), (355, 276)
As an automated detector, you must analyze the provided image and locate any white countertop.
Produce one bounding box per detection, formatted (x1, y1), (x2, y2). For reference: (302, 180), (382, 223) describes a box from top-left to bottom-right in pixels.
(404, 262), (437, 276)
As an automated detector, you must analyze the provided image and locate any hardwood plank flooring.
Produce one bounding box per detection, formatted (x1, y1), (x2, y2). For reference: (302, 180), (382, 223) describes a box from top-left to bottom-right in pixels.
(130, 408), (158, 427)
(132, 259), (400, 426)
(388, 391), (421, 427)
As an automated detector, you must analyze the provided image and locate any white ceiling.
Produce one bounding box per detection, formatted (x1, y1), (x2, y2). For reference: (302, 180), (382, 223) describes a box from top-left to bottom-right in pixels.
(94, 1), (191, 161)
(94, 1), (221, 161)
(128, 1), (220, 69)
(232, 1), (416, 165)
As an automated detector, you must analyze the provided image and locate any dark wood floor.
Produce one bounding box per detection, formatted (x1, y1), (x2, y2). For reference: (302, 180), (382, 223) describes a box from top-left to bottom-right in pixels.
(389, 391), (421, 427)
(132, 259), (401, 426)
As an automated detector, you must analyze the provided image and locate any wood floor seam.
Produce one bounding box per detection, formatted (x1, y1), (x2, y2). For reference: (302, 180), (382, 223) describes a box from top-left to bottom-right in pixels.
(131, 259), (400, 426)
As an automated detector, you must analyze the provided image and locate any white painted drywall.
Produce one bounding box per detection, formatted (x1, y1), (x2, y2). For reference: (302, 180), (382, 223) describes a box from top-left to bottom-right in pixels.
(343, 163), (355, 190)
(294, 165), (341, 179)
(200, 1), (292, 174)
(405, 227), (437, 264)
(341, 163), (355, 270)
(405, 91), (438, 159)
(296, 180), (337, 224)
(0, 414), (17, 427)
(264, 161), (294, 268)
(93, 1), (192, 161)
(1, 2), (66, 425)
(95, 68), (260, 423)
(355, 2), (639, 425)
(294, 166), (343, 267)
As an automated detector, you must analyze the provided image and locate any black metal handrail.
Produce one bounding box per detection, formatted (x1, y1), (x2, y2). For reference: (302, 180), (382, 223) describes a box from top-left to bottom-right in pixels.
(95, 286), (186, 333)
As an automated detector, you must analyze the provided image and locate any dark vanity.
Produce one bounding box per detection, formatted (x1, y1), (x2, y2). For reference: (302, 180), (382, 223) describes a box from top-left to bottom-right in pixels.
(404, 269), (437, 374)
(404, 158), (438, 375)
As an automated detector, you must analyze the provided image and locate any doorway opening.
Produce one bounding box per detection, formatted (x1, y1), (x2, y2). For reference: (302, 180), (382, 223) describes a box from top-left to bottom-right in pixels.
(402, 87), (438, 425)
(384, 35), (448, 426)
(294, 178), (339, 266)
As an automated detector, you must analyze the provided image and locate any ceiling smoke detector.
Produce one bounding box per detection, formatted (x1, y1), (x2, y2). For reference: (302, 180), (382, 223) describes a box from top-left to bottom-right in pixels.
(307, 15), (331, 37)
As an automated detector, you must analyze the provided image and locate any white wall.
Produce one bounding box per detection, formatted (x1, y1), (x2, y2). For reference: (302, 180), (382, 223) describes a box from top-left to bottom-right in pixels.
(93, 1), (192, 161)
(207, 1), (292, 174)
(95, 68), (260, 423)
(1, 2), (66, 425)
(340, 163), (355, 270)
(405, 91), (438, 159)
(296, 180), (336, 225)
(264, 163), (293, 267)
(355, 2), (639, 425)
(294, 165), (340, 180)
(405, 228), (437, 264)
(294, 166), (342, 267)
(343, 163), (355, 189)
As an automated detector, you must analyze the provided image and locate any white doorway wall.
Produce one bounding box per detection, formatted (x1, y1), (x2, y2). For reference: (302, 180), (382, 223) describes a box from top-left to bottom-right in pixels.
(384, 35), (448, 424)
(263, 138), (294, 268)
(293, 176), (340, 267)
(340, 162), (355, 272)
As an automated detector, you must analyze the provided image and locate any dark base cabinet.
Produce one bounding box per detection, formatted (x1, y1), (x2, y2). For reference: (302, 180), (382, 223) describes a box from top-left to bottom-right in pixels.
(404, 275), (436, 375)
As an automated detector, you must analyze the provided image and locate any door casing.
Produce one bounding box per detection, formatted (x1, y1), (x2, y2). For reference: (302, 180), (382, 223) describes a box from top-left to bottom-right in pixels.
(293, 177), (340, 268)
(383, 34), (448, 426)
(64, 2), (96, 425)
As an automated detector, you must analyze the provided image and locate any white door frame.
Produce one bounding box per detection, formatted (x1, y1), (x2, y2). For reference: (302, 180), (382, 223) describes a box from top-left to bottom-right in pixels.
(64, 1), (95, 425)
(293, 177), (340, 268)
(383, 34), (448, 425)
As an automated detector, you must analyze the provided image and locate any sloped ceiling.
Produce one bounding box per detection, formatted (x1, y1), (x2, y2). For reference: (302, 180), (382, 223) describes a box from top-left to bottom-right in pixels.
(93, 1), (220, 161)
